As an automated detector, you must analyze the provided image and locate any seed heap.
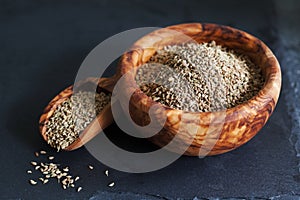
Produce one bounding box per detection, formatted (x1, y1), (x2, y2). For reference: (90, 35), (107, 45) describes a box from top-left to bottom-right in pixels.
(27, 150), (114, 191)
(45, 91), (111, 151)
(135, 41), (264, 112)
(28, 150), (82, 191)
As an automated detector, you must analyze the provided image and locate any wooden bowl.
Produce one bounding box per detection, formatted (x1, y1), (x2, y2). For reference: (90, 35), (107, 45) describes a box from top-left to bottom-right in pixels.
(118, 23), (281, 156)
(39, 77), (117, 151)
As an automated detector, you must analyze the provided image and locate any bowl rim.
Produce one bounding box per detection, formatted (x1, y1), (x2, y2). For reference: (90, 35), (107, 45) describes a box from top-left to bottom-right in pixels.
(119, 23), (282, 122)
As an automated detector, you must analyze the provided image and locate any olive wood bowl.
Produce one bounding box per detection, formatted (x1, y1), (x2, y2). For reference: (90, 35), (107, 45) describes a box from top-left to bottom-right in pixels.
(118, 23), (281, 156)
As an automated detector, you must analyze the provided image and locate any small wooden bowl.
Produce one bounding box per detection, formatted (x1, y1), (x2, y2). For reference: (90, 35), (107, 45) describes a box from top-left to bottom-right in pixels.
(119, 23), (281, 156)
(39, 77), (117, 151)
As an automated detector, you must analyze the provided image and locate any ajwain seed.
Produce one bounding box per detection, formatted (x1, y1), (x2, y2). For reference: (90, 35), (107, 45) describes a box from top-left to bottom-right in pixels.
(40, 150), (47, 154)
(77, 187), (82, 192)
(48, 156), (54, 160)
(29, 180), (37, 185)
(31, 161), (37, 166)
(108, 182), (115, 187)
(63, 167), (69, 172)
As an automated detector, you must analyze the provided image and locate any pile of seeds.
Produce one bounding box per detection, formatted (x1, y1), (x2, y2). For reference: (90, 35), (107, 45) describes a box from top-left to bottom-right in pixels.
(135, 41), (265, 112)
(45, 91), (111, 151)
(27, 150), (114, 191)
(28, 150), (82, 191)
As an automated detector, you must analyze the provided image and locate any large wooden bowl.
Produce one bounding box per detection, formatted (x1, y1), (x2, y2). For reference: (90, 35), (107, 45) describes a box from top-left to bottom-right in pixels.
(118, 23), (281, 156)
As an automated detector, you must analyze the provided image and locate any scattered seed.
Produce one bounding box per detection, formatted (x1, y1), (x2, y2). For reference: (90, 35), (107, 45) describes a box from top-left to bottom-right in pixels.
(48, 156), (54, 160)
(40, 150), (47, 154)
(88, 165), (94, 170)
(62, 178), (67, 185)
(35, 152), (39, 157)
(104, 170), (109, 176)
(28, 155), (85, 190)
(29, 180), (37, 185)
(108, 182), (115, 187)
(77, 187), (82, 192)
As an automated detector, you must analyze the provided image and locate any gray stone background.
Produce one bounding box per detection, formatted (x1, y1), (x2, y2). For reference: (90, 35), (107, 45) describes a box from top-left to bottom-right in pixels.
(0, 0), (300, 199)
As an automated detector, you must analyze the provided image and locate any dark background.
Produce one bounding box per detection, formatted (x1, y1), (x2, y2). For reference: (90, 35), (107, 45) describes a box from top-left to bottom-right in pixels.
(1, 0), (300, 199)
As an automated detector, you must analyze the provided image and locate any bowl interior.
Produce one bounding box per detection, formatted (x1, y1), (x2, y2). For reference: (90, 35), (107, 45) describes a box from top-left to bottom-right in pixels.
(119, 23), (280, 114)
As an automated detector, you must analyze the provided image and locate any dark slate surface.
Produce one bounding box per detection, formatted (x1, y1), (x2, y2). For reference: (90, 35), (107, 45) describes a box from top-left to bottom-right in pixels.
(0, 0), (299, 199)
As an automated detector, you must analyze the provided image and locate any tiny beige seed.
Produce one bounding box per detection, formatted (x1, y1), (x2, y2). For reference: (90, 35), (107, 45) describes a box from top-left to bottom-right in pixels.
(31, 161), (37, 166)
(29, 180), (37, 185)
(108, 182), (115, 187)
(27, 170), (32, 174)
(88, 165), (94, 170)
(35, 152), (39, 157)
(62, 178), (67, 185)
(43, 179), (49, 184)
(77, 187), (82, 192)
(104, 170), (109, 176)
(48, 156), (54, 160)
(40, 150), (47, 154)
(75, 176), (80, 181)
